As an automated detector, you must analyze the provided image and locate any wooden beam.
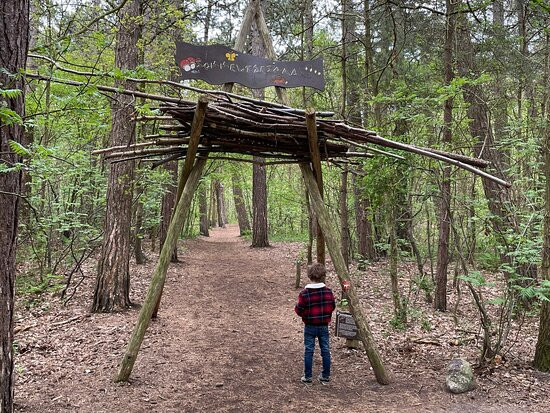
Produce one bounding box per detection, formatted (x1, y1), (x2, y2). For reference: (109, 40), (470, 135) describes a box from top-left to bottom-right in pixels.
(222, 0), (256, 93)
(306, 108), (325, 265)
(175, 96), (209, 202)
(254, 0), (289, 106)
(116, 158), (208, 382)
(300, 164), (391, 385)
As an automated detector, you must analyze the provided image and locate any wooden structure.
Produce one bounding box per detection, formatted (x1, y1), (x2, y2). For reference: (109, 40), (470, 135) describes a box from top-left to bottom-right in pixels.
(27, 0), (511, 390)
(90, 86), (510, 385)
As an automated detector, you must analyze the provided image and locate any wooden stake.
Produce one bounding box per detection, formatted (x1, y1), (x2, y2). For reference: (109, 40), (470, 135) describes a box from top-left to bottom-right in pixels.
(151, 97), (209, 319)
(115, 158), (207, 382)
(176, 96), (209, 202)
(305, 108), (325, 265)
(300, 163), (392, 385)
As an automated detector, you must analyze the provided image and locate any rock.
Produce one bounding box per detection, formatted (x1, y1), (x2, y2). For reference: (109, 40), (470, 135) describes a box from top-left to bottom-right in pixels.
(445, 359), (476, 394)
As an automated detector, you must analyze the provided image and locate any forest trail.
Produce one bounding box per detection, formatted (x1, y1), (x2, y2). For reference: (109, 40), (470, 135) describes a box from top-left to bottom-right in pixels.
(14, 225), (546, 412)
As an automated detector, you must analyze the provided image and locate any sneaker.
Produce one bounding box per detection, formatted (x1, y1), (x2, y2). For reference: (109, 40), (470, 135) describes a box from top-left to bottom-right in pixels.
(300, 376), (312, 384)
(318, 375), (330, 385)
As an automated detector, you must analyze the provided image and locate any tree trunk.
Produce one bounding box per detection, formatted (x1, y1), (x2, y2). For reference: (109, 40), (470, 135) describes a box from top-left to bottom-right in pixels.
(134, 187), (146, 265)
(252, 157), (269, 247)
(215, 180), (226, 228)
(209, 179), (218, 228)
(0, 2), (29, 410)
(456, 3), (536, 283)
(93, 0), (141, 312)
(199, 184), (209, 236)
(159, 160), (179, 261)
(389, 209), (406, 323)
(534, 31), (550, 372)
(340, 169), (351, 269)
(434, 0), (455, 312)
(232, 174), (251, 235)
(250, 20), (269, 247)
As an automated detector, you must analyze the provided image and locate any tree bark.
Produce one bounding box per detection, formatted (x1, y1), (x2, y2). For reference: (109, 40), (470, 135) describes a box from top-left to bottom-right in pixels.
(434, 0), (455, 312)
(252, 157), (269, 247)
(250, 19), (270, 247)
(0, 2), (29, 410)
(340, 169), (351, 269)
(534, 31), (550, 372)
(93, 0), (141, 312)
(232, 174), (251, 235)
(159, 160), (179, 261)
(134, 187), (146, 265)
(215, 180), (227, 228)
(199, 184), (209, 236)
(456, 2), (536, 282)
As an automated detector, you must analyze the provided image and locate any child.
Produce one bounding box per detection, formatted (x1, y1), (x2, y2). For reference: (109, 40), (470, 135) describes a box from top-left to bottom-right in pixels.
(294, 263), (336, 384)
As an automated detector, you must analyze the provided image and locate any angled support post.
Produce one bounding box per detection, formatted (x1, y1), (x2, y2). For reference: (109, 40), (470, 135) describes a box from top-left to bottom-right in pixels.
(116, 157), (208, 382)
(305, 108), (325, 265)
(300, 163), (391, 385)
(176, 96), (209, 202)
(152, 97), (209, 318)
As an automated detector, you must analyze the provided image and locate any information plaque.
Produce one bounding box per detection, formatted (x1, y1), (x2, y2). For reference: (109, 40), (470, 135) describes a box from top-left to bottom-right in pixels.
(335, 310), (358, 340)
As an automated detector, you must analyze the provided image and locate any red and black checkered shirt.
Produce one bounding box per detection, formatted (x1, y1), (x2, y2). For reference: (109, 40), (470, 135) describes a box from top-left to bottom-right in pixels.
(295, 284), (336, 325)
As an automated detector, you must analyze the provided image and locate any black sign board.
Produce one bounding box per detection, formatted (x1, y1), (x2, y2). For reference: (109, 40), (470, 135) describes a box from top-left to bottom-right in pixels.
(175, 42), (325, 91)
(335, 311), (358, 340)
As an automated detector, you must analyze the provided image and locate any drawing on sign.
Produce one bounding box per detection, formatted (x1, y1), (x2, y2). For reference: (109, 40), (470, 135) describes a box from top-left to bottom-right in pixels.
(335, 311), (359, 340)
(175, 42), (325, 91)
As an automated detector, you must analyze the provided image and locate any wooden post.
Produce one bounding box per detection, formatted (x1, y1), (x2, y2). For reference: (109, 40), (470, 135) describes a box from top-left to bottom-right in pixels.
(295, 260), (301, 289)
(175, 96), (209, 202)
(223, 0), (289, 106)
(300, 163), (391, 385)
(116, 158), (207, 382)
(305, 108), (325, 265)
(152, 97), (208, 318)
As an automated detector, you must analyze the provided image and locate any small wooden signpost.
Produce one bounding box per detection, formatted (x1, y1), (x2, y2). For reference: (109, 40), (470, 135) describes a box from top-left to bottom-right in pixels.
(335, 311), (359, 340)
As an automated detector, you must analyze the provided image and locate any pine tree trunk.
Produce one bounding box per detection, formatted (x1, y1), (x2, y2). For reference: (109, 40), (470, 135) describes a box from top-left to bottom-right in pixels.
(199, 184), (209, 236)
(232, 174), (251, 235)
(435, 0), (455, 312)
(134, 189), (146, 265)
(216, 181), (226, 228)
(159, 160), (179, 261)
(248, 20), (270, 247)
(93, 0), (141, 312)
(0, 2), (29, 410)
(456, 4), (536, 283)
(534, 31), (550, 372)
(209, 180), (218, 228)
(252, 156), (269, 247)
(340, 169), (350, 269)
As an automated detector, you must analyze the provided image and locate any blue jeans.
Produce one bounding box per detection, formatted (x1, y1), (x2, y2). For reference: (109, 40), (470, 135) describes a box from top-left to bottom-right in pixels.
(303, 324), (331, 379)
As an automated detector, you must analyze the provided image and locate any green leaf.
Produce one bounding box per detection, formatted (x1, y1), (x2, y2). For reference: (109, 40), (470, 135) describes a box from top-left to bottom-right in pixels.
(8, 140), (31, 157)
(0, 88), (22, 98)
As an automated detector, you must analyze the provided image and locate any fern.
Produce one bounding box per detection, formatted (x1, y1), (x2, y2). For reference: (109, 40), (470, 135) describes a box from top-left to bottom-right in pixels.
(0, 107), (22, 126)
(8, 140), (31, 157)
(0, 88), (22, 99)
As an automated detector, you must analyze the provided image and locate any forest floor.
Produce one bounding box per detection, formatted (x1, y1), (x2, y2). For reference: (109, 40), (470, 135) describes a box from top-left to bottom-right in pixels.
(13, 225), (550, 412)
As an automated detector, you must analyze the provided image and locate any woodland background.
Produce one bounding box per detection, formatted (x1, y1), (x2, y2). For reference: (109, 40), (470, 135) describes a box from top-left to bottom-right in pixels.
(1, 0), (550, 410)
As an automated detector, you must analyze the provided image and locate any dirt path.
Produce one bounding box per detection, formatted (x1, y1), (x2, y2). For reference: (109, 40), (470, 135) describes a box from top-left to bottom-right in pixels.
(14, 225), (549, 412)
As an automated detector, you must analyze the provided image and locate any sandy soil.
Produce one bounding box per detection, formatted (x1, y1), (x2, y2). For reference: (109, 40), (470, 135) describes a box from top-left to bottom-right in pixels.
(13, 224), (550, 412)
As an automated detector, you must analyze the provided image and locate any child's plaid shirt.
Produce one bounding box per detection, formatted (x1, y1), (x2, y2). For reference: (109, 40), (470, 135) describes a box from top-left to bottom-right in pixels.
(295, 283), (336, 325)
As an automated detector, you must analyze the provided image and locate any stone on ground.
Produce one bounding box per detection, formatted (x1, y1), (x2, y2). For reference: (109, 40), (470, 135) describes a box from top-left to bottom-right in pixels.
(445, 358), (476, 394)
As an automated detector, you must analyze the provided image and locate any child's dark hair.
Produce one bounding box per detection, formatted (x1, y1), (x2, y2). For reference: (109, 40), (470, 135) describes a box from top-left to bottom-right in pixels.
(308, 263), (326, 283)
